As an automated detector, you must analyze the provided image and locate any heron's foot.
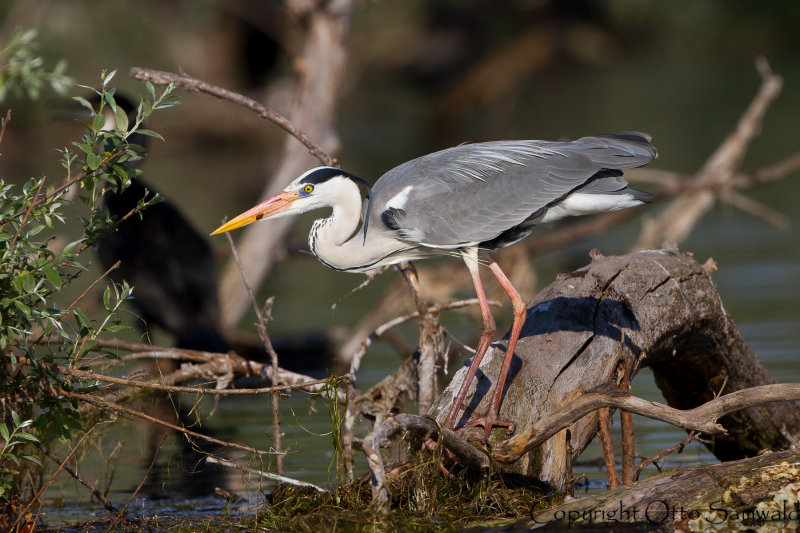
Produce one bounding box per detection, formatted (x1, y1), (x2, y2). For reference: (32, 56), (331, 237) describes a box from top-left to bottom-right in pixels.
(462, 409), (516, 441)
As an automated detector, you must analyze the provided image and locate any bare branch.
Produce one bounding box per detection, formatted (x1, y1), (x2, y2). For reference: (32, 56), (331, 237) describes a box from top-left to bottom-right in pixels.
(129, 67), (332, 166)
(492, 383), (800, 464)
(51, 363), (332, 397)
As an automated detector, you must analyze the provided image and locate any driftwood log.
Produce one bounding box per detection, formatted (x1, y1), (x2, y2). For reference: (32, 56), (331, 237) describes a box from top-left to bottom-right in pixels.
(429, 247), (800, 489)
(517, 450), (800, 531)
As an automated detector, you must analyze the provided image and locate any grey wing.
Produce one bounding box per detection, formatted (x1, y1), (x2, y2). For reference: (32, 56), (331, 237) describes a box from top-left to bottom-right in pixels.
(369, 132), (657, 247)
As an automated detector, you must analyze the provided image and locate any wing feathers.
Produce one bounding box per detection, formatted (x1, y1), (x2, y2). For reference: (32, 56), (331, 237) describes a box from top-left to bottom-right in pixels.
(370, 133), (656, 247)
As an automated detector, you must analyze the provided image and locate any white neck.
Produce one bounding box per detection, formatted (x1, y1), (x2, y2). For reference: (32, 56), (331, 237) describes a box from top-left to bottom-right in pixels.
(308, 178), (407, 272)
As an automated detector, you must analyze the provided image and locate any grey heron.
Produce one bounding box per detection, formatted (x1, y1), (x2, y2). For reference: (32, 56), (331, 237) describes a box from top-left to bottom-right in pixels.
(212, 132), (657, 437)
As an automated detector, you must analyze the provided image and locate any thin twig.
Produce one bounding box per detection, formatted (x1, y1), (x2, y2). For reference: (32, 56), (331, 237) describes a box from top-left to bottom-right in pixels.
(62, 389), (281, 457)
(110, 435), (167, 528)
(720, 189), (791, 230)
(10, 148), (124, 220)
(37, 443), (117, 513)
(207, 456), (326, 492)
(129, 67), (332, 166)
(224, 231), (284, 474)
(66, 260), (120, 311)
(15, 423), (100, 531)
(8, 175), (46, 251)
(635, 431), (699, 481)
(348, 297), (498, 377)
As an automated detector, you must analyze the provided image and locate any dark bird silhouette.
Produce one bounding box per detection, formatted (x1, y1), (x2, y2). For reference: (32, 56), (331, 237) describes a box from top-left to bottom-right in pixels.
(95, 95), (229, 353)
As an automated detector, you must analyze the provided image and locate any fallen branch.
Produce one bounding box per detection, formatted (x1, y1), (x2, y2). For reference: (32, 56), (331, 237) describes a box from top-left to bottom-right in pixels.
(523, 450), (800, 530)
(492, 382), (800, 464)
(427, 249), (800, 489)
(21, 336), (346, 400)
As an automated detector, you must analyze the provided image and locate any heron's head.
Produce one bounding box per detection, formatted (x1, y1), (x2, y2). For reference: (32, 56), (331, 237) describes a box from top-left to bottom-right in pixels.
(211, 167), (368, 235)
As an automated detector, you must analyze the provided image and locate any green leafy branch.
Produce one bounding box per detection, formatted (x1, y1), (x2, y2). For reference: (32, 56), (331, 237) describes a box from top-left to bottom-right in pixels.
(0, 28), (72, 102)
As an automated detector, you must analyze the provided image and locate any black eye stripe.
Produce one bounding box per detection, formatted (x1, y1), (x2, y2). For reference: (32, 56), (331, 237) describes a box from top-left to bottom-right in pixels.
(299, 167), (362, 185)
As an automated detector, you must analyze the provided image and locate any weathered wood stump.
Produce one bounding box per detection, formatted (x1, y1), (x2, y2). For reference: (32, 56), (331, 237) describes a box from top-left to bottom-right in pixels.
(430, 247), (800, 489)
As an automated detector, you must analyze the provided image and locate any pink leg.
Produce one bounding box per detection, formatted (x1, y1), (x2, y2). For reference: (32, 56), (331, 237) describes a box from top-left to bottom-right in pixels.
(465, 257), (526, 438)
(443, 251), (496, 430)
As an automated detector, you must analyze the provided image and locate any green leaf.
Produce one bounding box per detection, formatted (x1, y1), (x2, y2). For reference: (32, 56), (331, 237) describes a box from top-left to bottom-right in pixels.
(45, 267), (62, 289)
(154, 100), (181, 110)
(13, 300), (31, 317)
(73, 308), (91, 333)
(11, 410), (20, 427)
(86, 152), (102, 170)
(0, 422), (9, 441)
(14, 432), (39, 443)
(21, 455), (43, 467)
(137, 129), (164, 142)
(22, 271), (35, 293)
(102, 285), (111, 310)
(103, 70), (117, 86)
(92, 113), (105, 131)
(72, 96), (94, 113)
(61, 239), (83, 258)
(113, 104), (129, 132)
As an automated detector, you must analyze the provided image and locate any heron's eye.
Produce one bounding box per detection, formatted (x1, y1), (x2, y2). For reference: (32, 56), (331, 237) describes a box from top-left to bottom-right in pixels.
(303, 184), (314, 194)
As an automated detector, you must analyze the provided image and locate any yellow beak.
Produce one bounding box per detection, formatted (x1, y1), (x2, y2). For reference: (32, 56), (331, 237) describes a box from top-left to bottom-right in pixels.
(211, 191), (299, 235)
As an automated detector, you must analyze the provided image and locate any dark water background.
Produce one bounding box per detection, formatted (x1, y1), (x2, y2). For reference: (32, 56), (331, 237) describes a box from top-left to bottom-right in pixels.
(1, 0), (799, 525)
